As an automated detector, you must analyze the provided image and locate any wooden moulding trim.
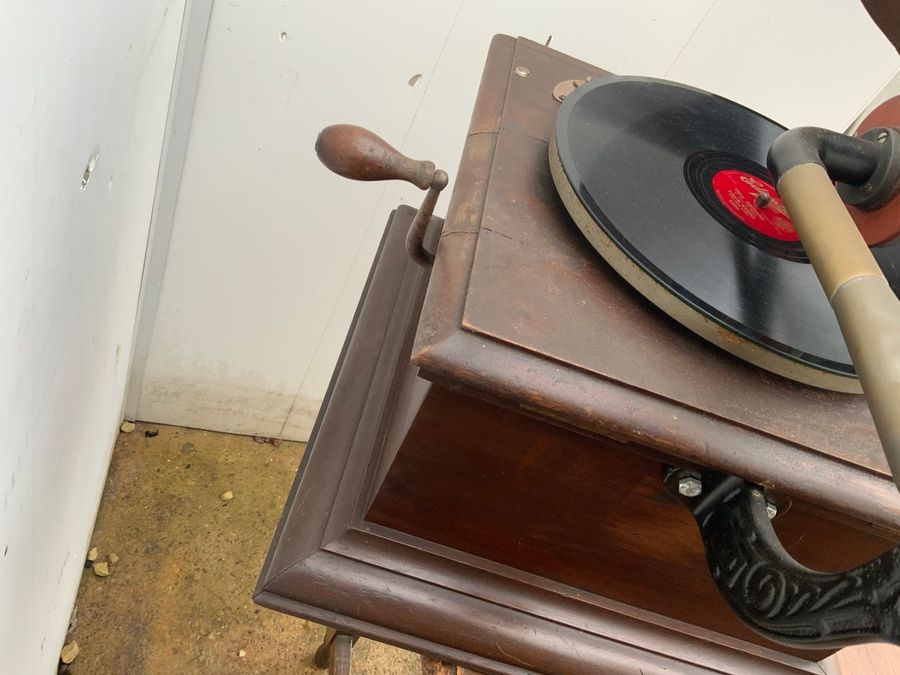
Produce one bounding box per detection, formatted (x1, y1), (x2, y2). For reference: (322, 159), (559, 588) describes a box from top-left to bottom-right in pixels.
(415, 330), (900, 536)
(321, 224), (436, 543)
(255, 588), (533, 675)
(255, 206), (428, 589)
(323, 213), (445, 536)
(257, 550), (823, 675)
(413, 35), (514, 353)
(328, 527), (824, 673)
(468, 35), (516, 137)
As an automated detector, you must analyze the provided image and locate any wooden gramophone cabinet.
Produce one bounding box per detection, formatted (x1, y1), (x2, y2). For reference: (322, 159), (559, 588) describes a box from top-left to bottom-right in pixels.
(255, 36), (900, 674)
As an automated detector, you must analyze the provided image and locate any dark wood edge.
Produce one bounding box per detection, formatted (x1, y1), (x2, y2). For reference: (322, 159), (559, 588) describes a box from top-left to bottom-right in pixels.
(255, 203), (826, 674)
(258, 548), (824, 675)
(256, 583), (531, 675)
(409, 36), (900, 534)
(255, 204), (430, 590)
(413, 34), (514, 353)
(321, 227), (432, 543)
(325, 526), (827, 673)
(415, 329), (900, 537)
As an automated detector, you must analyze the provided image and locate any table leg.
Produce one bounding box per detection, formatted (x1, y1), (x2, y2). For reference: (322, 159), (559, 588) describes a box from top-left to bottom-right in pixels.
(314, 627), (356, 674)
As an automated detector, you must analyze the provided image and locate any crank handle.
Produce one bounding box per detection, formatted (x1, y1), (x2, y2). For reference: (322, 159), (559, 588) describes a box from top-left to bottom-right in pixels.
(315, 125), (448, 266)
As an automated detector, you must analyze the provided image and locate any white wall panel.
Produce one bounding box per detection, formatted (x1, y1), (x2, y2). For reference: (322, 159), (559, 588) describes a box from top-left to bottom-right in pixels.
(665, 0), (898, 130)
(850, 70), (900, 132)
(0, 2), (185, 672)
(278, 0), (722, 438)
(135, 0), (464, 437)
(135, 0), (899, 441)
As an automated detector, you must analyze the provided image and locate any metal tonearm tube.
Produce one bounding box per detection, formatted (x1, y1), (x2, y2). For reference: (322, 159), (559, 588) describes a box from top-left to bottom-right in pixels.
(769, 125), (900, 491)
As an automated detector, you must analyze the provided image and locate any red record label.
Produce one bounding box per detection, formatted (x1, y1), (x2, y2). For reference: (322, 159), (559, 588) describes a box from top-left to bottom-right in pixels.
(711, 169), (798, 241)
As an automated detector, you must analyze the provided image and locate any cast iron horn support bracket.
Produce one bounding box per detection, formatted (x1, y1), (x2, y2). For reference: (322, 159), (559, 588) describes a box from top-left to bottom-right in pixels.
(665, 467), (900, 648)
(677, 123), (900, 648)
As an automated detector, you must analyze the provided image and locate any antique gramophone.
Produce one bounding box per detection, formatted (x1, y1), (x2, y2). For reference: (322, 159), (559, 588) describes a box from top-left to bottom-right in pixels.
(256, 26), (900, 675)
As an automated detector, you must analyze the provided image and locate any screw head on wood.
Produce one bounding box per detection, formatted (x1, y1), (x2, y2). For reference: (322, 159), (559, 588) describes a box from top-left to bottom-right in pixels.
(678, 475), (702, 498)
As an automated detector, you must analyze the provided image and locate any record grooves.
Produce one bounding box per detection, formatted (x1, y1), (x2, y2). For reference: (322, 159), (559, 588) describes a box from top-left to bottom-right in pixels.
(550, 76), (900, 393)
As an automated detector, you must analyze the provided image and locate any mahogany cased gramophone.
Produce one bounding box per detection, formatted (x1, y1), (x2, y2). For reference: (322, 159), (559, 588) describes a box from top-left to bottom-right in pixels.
(255, 36), (900, 674)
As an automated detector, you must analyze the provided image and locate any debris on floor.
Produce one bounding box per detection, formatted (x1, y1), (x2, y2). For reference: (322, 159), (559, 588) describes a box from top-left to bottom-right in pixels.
(119, 421), (136, 433)
(220, 490), (234, 502)
(68, 423), (418, 673)
(67, 605), (78, 634)
(91, 561), (109, 578)
(60, 641), (80, 665)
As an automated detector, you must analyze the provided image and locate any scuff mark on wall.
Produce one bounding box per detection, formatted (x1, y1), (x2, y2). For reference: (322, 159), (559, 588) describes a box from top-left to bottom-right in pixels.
(81, 150), (100, 191)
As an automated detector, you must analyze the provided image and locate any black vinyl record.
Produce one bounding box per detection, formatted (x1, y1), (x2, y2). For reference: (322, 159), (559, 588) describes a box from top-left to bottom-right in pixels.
(549, 76), (900, 392)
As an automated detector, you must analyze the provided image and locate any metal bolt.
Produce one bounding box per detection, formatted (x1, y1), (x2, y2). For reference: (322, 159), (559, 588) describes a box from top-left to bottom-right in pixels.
(766, 501), (778, 520)
(877, 130), (889, 143)
(678, 475), (702, 498)
(514, 66), (530, 78)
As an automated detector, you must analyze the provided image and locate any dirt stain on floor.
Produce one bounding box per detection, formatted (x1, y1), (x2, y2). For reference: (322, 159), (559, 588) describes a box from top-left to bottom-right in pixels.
(66, 423), (418, 674)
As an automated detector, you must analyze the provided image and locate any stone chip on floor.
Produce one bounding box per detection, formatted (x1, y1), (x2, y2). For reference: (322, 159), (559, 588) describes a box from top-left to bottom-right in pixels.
(67, 423), (419, 674)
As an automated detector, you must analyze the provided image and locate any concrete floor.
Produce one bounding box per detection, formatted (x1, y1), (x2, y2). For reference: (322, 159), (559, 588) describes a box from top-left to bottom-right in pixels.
(65, 423), (418, 674)
(64, 422), (900, 674)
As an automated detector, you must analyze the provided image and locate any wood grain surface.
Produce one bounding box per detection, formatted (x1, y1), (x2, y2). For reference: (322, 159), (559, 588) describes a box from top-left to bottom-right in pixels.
(258, 191), (829, 673)
(257, 36), (900, 675)
(413, 37), (900, 535)
(368, 384), (894, 660)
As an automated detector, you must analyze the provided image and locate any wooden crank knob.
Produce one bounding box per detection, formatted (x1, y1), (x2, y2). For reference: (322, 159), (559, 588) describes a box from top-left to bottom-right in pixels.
(315, 124), (436, 190)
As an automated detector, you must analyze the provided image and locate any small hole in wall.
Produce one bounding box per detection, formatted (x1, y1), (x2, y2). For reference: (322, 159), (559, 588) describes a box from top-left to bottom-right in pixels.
(4, 545), (8, 557)
(81, 150), (100, 191)
(408, 73), (422, 87)
(279, 31), (288, 42)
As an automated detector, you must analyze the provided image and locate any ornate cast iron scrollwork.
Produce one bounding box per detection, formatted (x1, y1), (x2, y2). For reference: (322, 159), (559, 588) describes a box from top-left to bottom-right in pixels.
(666, 468), (900, 648)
